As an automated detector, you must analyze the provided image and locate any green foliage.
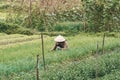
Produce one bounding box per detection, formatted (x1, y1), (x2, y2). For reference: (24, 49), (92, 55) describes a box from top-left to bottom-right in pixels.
(82, 0), (120, 32)
(99, 69), (120, 80)
(41, 49), (120, 80)
(0, 21), (33, 35)
(52, 22), (83, 33)
(96, 32), (120, 38)
(5, 13), (25, 26)
(0, 34), (119, 79)
(1, 0), (119, 33)
(42, 32), (66, 36)
(54, 7), (83, 22)
(21, 11), (45, 31)
(17, 28), (33, 35)
(0, 21), (19, 34)
(0, 4), (10, 10)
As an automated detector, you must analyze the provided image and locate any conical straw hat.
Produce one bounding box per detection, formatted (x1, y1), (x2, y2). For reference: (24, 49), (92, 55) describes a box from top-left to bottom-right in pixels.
(54, 35), (65, 42)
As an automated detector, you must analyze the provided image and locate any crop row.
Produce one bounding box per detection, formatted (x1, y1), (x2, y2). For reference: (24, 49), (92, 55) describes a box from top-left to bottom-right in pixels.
(97, 69), (120, 80)
(0, 35), (40, 46)
(0, 34), (26, 40)
(41, 48), (120, 80)
(0, 35), (119, 79)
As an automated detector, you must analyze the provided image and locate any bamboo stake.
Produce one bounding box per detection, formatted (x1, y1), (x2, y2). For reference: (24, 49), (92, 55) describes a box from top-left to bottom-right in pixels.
(102, 33), (105, 54)
(95, 42), (99, 80)
(41, 33), (46, 71)
(36, 55), (39, 80)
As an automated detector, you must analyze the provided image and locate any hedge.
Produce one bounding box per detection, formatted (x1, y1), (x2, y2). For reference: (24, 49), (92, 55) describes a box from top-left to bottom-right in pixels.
(0, 21), (33, 35)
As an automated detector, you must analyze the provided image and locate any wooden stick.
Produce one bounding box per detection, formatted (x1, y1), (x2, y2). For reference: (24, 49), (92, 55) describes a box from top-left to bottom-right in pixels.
(95, 42), (99, 80)
(102, 33), (105, 54)
(41, 33), (46, 71)
(36, 55), (39, 80)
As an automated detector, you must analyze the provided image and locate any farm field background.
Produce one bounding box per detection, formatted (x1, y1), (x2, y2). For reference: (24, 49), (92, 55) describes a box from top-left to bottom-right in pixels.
(0, 0), (120, 80)
(0, 33), (120, 80)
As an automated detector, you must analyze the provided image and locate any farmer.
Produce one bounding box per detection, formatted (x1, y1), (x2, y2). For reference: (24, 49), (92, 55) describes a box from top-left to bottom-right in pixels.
(51, 35), (68, 51)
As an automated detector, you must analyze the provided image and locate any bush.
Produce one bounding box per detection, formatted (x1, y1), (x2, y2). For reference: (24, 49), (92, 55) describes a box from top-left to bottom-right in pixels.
(96, 32), (120, 38)
(0, 21), (33, 35)
(0, 4), (10, 10)
(17, 28), (33, 35)
(43, 32), (66, 36)
(52, 22), (83, 33)
(0, 21), (19, 34)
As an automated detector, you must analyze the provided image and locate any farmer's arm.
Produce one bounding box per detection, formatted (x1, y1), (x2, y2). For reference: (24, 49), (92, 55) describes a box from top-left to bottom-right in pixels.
(51, 43), (57, 51)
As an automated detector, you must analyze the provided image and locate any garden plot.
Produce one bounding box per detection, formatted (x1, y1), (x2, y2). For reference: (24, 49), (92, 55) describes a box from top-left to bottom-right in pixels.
(0, 34), (119, 79)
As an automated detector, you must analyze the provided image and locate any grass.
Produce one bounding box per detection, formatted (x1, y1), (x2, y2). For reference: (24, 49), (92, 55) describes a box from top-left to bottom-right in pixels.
(41, 48), (120, 80)
(0, 12), (7, 20)
(97, 69), (120, 80)
(0, 35), (40, 46)
(0, 34), (25, 39)
(0, 33), (119, 79)
(0, 33), (6, 36)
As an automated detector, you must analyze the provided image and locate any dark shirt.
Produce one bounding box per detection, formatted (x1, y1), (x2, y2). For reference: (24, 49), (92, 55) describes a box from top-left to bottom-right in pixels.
(52, 41), (67, 50)
(56, 42), (65, 48)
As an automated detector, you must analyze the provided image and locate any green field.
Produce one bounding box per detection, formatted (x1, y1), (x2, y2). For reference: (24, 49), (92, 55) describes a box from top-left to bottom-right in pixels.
(0, 12), (6, 20)
(0, 0), (119, 79)
(0, 33), (120, 80)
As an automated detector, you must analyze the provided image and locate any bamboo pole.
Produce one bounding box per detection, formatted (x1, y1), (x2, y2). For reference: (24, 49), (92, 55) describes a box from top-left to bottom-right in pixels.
(41, 33), (46, 71)
(102, 33), (105, 54)
(95, 42), (99, 80)
(36, 55), (39, 80)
